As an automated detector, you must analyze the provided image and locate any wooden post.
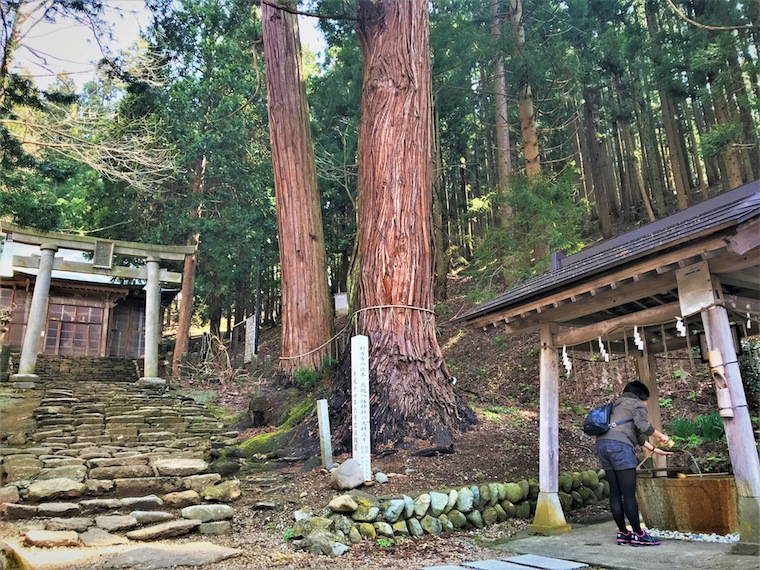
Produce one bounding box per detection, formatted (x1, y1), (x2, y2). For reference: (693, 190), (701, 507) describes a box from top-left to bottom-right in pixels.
(529, 322), (571, 535)
(636, 349), (666, 473)
(701, 303), (760, 553)
(676, 264), (760, 553)
(0, 326), (10, 382)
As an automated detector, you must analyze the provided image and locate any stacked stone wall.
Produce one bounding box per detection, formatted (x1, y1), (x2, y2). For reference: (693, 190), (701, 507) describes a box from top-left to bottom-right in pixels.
(292, 469), (609, 553)
(33, 356), (141, 383)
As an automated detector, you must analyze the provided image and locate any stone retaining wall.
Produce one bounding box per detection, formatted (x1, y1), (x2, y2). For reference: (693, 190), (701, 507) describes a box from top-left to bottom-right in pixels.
(293, 469), (609, 553)
(33, 356), (141, 382)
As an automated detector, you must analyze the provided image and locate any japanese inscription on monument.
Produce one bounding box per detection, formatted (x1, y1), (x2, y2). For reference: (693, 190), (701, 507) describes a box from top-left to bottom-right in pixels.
(244, 315), (255, 364)
(351, 335), (371, 481)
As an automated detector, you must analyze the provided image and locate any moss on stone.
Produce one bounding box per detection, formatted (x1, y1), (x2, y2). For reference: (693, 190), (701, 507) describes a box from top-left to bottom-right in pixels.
(238, 430), (281, 457)
(237, 396), (314, 458)
(281, 397), (314, 429)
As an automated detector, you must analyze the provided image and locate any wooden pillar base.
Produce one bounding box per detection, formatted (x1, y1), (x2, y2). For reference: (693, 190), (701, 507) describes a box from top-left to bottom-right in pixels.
(732, 496), (760, 556)
(528, 492), (571, 536)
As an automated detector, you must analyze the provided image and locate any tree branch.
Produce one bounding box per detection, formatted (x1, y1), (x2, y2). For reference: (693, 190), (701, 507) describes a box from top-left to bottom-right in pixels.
(664, 0), (757, 31)
(258, 0), (356, 22)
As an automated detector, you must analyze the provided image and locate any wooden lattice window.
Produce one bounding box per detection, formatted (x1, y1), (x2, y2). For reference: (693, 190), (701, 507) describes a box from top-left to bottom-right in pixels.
(45, 303), (103, 356)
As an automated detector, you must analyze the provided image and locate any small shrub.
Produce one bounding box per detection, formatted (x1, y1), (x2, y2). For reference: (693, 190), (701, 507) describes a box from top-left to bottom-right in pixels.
(282, 528), (294, 541)
(293, 367), (322, 390)
(658, 397), (672, 408)
(518, 382), (533, 396)
(740, 338), (760, 395)
(669, 417), (698, 439)
(677, 433), (705, 449)
(375, 537), (394, 547)
(701, 452), (728, 471)
(696, 411), (725, 442)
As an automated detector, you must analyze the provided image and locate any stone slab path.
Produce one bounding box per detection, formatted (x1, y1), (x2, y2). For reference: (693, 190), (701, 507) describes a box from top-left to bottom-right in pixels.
(0, 380), (243, 562)
(423, 554), (587, 570)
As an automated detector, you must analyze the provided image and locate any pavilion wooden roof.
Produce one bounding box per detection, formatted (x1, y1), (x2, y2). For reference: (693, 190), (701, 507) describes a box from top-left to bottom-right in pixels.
(456, 180), (760, 353)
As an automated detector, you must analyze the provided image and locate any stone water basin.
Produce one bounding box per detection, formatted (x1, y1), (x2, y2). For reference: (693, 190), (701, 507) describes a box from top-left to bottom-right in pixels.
(637, 473), (738, 535)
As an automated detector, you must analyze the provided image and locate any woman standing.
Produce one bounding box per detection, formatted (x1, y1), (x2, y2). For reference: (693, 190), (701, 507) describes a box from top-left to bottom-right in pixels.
(596, 380), (672, 546)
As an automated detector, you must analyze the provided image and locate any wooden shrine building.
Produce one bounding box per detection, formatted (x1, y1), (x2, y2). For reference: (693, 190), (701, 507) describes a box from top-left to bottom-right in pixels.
(0, 223), (195, 386)
(456, 180), (760, 550)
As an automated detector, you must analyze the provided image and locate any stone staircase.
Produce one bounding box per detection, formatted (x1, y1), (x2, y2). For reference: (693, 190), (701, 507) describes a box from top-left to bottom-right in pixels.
(0, 380), (243, 550)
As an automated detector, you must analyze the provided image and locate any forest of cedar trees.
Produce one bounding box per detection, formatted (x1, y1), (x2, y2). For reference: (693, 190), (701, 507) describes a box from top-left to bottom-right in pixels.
(1, 1), (758, 445)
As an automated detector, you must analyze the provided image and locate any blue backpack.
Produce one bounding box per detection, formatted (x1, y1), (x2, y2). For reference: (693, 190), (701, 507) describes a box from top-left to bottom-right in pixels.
(582, 401), (633, 436)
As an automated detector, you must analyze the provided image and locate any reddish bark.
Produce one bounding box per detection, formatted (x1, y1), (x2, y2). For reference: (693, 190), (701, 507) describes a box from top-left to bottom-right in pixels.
(261, 0), (334, 372)
(353, 0), (475, 446)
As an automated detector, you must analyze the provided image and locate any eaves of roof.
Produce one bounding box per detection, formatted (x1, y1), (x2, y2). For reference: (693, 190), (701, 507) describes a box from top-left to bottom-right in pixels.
(456, 179), (760, 324)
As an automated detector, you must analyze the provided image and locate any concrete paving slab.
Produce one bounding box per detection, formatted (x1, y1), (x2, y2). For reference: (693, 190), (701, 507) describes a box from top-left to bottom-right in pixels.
(503, 554), (588, 569)
(463, 560), (533, 570)
(488, 520), (758, 570)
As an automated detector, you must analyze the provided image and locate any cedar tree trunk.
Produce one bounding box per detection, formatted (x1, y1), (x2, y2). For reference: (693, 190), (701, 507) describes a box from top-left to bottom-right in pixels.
(491, 0), (513, 227)
(262, 0), (334, 372)
(172, 155), (205, 378)
(353, 0), (475, 446)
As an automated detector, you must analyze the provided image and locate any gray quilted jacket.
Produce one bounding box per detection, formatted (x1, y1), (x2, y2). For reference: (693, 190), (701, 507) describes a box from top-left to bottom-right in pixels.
(596, 392), (655, 448)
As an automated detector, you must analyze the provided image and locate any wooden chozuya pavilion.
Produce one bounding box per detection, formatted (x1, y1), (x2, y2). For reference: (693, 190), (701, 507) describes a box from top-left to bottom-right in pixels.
(456, 180), (760, 551)
(0, 222), (195, 386)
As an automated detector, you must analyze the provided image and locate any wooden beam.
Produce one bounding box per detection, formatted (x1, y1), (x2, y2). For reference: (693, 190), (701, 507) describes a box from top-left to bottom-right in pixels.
(709, 244), (760, 274)
(724, 294), (760, 317)
(553, 302), (682, 348)
(2, 222), (195, 261)
(727, 218), (760, 255)
(13, 256), (183, 284)
(720, 270), (760, 291)
(503, 271), (678, 335)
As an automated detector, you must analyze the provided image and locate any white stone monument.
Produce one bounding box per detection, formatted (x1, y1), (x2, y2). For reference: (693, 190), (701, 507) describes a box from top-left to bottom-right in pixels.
(317, 399), (334, 469)
(351, 335), (371, 481)
(244, 315), (256, 364)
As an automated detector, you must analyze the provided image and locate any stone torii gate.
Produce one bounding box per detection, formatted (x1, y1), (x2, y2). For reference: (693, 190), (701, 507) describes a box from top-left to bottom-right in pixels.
(2, 222), (196, 387)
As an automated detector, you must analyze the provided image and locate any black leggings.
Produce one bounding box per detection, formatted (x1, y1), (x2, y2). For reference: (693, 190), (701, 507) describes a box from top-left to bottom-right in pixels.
(606, 468), (641, 533)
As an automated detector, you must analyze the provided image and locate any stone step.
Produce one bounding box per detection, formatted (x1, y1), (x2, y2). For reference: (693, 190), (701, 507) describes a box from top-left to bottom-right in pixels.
(6, 496), (236, 548)
(1, 378), (240, 551)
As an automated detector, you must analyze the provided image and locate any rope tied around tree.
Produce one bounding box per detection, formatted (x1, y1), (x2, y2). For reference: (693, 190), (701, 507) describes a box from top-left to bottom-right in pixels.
(278, 304), (436, 362)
